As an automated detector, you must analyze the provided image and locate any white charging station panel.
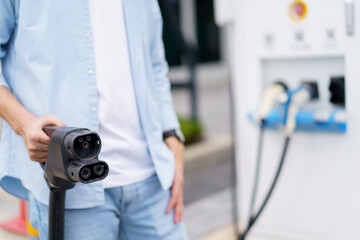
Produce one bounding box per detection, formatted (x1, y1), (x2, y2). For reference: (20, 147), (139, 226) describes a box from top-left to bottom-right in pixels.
(227, 0), (360, 239)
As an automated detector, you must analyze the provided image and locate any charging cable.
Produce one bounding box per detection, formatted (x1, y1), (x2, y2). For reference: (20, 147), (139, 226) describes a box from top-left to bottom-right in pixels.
(240, 84), (313, 240)
(248, 82), (288, 223)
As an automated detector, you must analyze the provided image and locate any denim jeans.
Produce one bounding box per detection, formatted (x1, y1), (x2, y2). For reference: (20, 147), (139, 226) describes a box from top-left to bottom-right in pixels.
(29, 175), (188, 240)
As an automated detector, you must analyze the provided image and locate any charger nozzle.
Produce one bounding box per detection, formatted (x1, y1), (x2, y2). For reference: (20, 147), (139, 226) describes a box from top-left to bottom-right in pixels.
(258, 82), (288, 122)
(42, 126), (109, 191)
(284, 84), (315, 136)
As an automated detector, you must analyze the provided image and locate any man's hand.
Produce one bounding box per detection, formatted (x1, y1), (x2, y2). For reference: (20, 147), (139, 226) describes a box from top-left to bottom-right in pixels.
(165, 136), (185, 224)
(20, 114), (66, 162)
(0, 87), (65, 162)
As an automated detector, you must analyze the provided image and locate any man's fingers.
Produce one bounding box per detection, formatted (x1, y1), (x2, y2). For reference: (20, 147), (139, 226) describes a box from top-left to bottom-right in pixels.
(29, 152), (48, 162)
(29, 150), (48, 158)
(29, 141), (49, 151)
(22, 114), (66, 162)
(171, 184), (181, 199)
(167, 184), (181, 212)
(29, 130), (50, 145)
(37, 114), (66, 143)
(37, 131), (51, 145)
(174, 200), (184, 224)
(166, 195), (176, 213)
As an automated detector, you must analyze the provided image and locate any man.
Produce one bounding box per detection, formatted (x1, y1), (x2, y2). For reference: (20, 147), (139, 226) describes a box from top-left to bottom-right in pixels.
(0, 0), (188, 239)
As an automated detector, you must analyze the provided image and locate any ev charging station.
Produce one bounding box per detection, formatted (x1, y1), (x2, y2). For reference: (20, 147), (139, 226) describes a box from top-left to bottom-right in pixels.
(216, 0), (360, 239)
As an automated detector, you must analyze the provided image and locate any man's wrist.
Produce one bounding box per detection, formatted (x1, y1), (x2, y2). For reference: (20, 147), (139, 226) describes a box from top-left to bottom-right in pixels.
(164, 136), (184, 161)
(15, 111), (36, 136)
(163, 129), (185, 143)
(0, 86), (36, 136)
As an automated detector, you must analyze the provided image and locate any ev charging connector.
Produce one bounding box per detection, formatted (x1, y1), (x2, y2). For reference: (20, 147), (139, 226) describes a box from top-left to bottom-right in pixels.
(284, 83), (317, 136)
(258, 82), (288, 123)
(42, 126), (109, 240)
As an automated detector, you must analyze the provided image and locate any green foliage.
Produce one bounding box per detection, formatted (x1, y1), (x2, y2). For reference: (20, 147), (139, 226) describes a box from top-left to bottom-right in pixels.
(178, 117), (203, 145)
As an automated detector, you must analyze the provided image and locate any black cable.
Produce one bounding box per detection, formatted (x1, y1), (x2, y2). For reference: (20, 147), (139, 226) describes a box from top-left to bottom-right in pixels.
(49, 189), (66, 240)
(239, 136), (291, 240)
(247, 122), (265, 222)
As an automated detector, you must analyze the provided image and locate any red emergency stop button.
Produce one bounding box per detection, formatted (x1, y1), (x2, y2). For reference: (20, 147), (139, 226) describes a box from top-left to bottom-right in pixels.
(289, 0), (307, 21)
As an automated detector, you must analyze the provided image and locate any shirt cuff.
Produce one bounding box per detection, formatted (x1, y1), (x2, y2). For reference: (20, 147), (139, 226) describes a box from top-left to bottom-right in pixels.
(160, 107), (180, 132)
(0, 73), (9, 89)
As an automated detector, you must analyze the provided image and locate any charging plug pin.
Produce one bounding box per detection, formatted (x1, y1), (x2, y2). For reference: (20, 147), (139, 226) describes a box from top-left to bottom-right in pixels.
(80, 167), (91, 180)
(82, 142), (89, 149)
(93, 164), (105, 177)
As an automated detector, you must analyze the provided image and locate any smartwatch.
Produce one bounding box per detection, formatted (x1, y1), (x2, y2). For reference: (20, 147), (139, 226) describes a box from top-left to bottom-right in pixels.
(162, 129), (185, 143)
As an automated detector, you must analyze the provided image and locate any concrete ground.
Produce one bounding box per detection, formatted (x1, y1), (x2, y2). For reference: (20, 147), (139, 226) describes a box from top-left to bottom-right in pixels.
(0, 65), (235, 239)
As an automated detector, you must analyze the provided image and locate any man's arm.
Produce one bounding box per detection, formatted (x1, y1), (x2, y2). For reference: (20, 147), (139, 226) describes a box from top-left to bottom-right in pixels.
(0, 87), (65, 162)
(0, 0), (14, 90)
(0, 1), (65, 162)
(149, 2), (180, 132)
(149, 2), (185, 224)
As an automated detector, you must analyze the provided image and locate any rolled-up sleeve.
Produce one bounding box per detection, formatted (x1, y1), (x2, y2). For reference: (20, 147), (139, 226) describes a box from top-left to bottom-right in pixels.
(150, 1), (180, 131)
(0, 0), (16, 89)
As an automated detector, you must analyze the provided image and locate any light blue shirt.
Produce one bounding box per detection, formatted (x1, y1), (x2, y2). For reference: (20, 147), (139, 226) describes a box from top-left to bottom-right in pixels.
(0, 0), (179, 208)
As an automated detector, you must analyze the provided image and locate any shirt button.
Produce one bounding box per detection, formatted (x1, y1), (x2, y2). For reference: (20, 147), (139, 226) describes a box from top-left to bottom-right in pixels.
(86, 33), (91, 38)
(88, 69), (94, 75)
(92, 107), (97, 112)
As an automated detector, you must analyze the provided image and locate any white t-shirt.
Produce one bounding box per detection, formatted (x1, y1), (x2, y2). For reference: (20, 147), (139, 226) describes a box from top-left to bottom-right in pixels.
(89, 0), (155, 188)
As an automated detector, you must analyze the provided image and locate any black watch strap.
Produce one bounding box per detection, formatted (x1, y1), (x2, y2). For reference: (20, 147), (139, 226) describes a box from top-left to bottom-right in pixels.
(163, 129), (185, 143)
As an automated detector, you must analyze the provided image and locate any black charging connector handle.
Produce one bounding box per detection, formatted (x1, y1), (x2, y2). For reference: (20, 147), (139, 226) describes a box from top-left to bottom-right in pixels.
(43, 126), (65, 240)
(43, 125), (58, 138)
(41, 126), (58, 170)
(41, 126), (108, 240)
